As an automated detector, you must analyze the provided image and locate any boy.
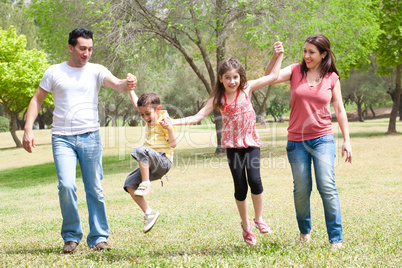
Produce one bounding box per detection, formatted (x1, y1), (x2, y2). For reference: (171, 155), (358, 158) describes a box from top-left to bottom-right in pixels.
(124, 90), (177, 233)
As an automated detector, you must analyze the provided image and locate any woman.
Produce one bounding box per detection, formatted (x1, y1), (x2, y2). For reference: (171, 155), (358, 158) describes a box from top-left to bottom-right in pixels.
(266, 34), (352, 250)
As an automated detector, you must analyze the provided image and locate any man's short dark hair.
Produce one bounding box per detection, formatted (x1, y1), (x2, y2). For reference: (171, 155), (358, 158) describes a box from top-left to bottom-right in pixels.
(68, 28), (93, 46)
(137, 93), (160, 109)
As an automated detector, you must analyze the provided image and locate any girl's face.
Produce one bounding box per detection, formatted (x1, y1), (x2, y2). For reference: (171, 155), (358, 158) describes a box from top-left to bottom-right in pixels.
(303, 42), (327, 71)
(219, 69), (240, 93)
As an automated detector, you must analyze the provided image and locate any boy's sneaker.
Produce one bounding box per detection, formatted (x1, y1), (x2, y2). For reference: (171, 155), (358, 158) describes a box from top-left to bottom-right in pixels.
(134, 182), (154, 196)
(143, 209), (160, 233)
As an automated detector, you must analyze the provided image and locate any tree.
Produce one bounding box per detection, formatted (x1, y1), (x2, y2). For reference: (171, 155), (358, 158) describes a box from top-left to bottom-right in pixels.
(0, 26), (50, 147)
(235, 0), (381, 124)
(0, 1), (38, 50)
(88, 0), (380, 153)
(342, 66), (390, 122)
(30, 0), (382, 152)
(88, 0), (269, 154)
(375, 0), (401, 133)
(266, 85), (291, 123)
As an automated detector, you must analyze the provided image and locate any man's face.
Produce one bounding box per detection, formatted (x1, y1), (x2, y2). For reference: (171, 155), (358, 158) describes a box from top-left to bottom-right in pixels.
(68, 37), (93, 67)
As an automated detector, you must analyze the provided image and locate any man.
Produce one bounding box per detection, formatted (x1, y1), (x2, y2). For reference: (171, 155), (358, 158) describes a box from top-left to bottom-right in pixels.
(23, 28), (137, 254)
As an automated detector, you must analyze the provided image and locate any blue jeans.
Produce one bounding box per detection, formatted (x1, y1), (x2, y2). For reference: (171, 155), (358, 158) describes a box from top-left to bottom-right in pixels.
(286, 134), (342, 244)
(52, 130), (109, 247)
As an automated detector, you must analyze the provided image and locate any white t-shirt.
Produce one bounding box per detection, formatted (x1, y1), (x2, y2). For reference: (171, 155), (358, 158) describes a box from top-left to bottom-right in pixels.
(39, 62), (111, 135)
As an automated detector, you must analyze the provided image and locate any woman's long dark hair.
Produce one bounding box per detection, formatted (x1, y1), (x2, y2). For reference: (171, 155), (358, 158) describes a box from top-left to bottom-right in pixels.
(300, 34), (339, 80)
(211, 57), (248, 111)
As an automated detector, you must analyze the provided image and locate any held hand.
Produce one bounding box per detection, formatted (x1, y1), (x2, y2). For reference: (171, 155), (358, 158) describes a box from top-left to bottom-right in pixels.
(342, 140), (352, 164)
(273, 41), (284, 57)
(159, 116), (173, 130)
(22, 129), (35, 153)
(126, 73), (137, 90)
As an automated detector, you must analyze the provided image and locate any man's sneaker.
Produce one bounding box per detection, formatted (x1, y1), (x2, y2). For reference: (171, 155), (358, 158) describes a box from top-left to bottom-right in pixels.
(134, 182), (154, 196)
(143, 209), (160, 233)
(93, 241), (112, 251)
(63, 241), (79, 254)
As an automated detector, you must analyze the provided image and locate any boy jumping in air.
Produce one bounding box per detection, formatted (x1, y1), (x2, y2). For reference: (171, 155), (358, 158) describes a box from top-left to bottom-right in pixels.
(124, 90), (177, 233)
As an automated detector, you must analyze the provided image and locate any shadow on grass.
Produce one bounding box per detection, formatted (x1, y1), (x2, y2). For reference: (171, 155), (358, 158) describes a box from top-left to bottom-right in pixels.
(3, 239), (295, 263)
(4, 247), (62, 255)
(0, 146), (19, 151)
(0, 155), (133, 189)
(0, 162), (57, 189)
(350, 131), (401, 138)
(0, 143), (52, 151)
(1, 145), (288, 189)
(80, 243), (289, 263)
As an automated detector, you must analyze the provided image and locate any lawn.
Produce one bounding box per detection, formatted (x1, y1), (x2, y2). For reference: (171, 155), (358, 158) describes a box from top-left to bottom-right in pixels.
(0, 119), (401, 267)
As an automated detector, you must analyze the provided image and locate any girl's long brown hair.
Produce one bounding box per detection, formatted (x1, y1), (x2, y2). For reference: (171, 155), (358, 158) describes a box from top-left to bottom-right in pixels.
(211, 57), (248, 111)
(300, 34), (339, 80)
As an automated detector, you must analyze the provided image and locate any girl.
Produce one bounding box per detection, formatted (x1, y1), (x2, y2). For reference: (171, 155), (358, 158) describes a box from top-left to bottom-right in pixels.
(173, 42), (284, 245)
(265, 34), (352, 250)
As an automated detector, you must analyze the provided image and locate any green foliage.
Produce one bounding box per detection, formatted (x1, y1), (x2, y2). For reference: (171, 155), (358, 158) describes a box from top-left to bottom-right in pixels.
(342, 65), (391, 120)
(0, 116), (9, 132)
(0, 2), (38, 50)
(28, 0), (93, 63)
(0, 26), (51, 114)
(243, 0), (381, 78)
(266, 85), (290, 122)
(375, 0), (402, 74)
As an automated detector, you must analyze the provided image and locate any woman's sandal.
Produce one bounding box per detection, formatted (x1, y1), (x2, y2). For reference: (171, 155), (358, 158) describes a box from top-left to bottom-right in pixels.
(241, 222), (256, 246)
(253, 218), (273, 234)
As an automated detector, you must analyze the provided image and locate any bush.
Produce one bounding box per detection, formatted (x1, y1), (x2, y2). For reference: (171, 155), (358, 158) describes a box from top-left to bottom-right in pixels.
(0, 116), (10, 133)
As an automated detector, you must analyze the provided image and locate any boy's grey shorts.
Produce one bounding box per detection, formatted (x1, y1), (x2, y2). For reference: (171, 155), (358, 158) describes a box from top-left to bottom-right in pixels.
(124, 146), (172, 192)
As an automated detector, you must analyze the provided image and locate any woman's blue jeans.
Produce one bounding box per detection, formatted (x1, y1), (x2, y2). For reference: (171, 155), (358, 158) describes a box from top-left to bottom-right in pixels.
(52, 130), (109, 247)
(286, 134), (342, 243)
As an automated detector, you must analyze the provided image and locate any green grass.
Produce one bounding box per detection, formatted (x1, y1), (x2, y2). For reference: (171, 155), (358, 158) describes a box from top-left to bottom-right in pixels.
(0, 119), (401, 267)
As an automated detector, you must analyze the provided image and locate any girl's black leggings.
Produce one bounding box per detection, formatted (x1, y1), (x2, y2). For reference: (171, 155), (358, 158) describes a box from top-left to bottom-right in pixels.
(226, 147), (263, 201)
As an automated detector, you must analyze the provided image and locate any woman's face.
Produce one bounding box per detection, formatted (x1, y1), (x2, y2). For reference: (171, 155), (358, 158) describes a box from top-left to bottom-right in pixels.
(303, 42), (327, 71)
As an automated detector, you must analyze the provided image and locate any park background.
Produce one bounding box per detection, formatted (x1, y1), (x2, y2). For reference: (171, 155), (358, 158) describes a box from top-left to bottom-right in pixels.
(0, 0), (401, 267)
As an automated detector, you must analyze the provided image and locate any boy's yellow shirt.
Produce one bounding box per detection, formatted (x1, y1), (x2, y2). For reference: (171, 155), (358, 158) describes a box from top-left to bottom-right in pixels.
(143, 110), (176, 161)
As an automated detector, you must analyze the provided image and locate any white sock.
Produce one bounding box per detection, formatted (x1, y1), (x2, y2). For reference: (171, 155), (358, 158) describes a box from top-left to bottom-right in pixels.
(145, 207), (152, 214)
(142, 180), (151, 185)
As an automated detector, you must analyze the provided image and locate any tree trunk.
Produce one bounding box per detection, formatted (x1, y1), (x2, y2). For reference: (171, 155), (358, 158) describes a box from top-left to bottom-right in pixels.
(399, 101), (402, 121)
(37, 113), (45, 129)
(354, 90), (364, 122)
(213, 110), (225, 155)
(271, 113), (277, 122)
(387, 64), (401, 134)
(9, 113), (22, 148)
(252, 86), (271, 126)
(357, 102), (364, 122)
(257, 107), (267, 125)
(370, 106), (376, 118)
(213, 0), (225, 155)
(387, 87), (402, 121)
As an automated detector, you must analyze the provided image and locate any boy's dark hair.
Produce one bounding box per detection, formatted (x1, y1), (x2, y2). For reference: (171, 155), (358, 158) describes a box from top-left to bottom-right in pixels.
(68, 28), (93, 47)
(137, 93), (160, 109)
